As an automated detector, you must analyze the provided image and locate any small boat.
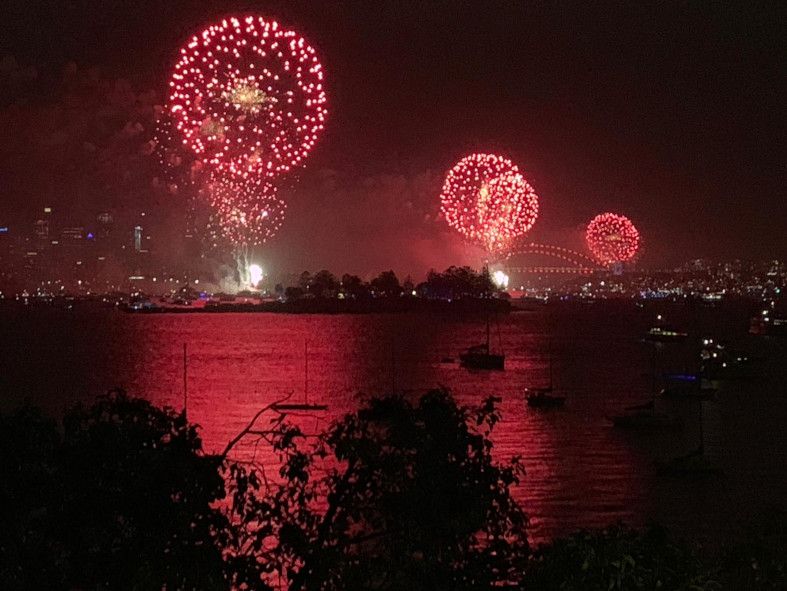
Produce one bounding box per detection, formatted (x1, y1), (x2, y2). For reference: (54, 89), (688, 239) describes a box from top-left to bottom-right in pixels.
(659, 374), (717, 400)
(701, 341), (765, 380)
(525, 354), (565, 408)
(611, 334), (682, 429)
(610, 409), (682, 430)
(644, 325), (688, 343)
(526, 388), (565, 408)
(611, 399), (681, 430)
(657, 399), (722, 476)
(625, 399), (655, 412)
(271, 340), (329, 412)
(460, 344), (505, 370)
(660, 387), (716, 401)
(460, 312), (505, 370)
(655, 446), (722, 477)
(271, 403), (329, 411)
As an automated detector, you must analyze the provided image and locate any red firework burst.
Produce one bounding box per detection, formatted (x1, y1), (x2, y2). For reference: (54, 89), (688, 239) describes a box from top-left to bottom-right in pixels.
(168, 16), (327, 179)
(585, 212), (641, 264)
(209, 174), (286, 245)
(440, 153), (539, 253)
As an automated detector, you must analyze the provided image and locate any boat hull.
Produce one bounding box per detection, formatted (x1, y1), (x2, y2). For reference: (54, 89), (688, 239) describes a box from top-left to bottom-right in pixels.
(527, 395), (566, 408)
(459, 353), (505, 370)
(610, 412), (682, 430)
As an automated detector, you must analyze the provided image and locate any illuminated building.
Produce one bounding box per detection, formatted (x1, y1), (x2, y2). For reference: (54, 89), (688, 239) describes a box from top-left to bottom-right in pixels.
(34, 219), (49, 240)
(96, 212), (114, 239)
(134, 226), (143, 252)
(61, 227), (84, 241)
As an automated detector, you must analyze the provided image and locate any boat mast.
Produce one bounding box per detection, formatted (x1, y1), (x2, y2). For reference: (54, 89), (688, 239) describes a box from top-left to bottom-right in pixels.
(486, 311), (491, 351)
(183, 342), (188, 418)
(698, 400), (705, 455)
(651, 344), (658, 402)
(304, 339), (309, 405)
(549, 353), (554, 390)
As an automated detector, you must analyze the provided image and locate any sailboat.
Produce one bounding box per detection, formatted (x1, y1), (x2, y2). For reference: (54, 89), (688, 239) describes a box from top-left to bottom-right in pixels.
(610, 408), (681, 430)
(459, 312), (505, 370)
(656, 400), (722, 476)
(643, 315), (688, 343)
(660, 373), (717, 400)
(609, 342), (681, 430)
(271, 340), (328, 411)
(526, 353), (565, 408)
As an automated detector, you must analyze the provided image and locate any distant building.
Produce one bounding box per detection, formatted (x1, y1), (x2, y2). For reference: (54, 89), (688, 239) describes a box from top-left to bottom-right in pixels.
(61, 227), (84, 241)
(0, 225), (10, 261)
(134, 226), (143, 252)
(96, 212), (114, 238)
(34, 219), (49, 239)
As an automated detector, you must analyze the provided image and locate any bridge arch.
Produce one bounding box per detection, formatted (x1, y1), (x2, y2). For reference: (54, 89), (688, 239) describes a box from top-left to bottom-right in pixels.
(503, 243), (601, 275)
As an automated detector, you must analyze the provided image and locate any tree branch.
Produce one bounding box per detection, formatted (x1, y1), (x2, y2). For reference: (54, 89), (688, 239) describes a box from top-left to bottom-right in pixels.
(288, 459), (356, 591)
(221, 391), (295, 459)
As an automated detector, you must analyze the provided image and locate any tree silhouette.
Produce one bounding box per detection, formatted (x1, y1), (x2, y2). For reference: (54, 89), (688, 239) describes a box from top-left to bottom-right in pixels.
(370, 270), (402, 297)
(341, 273), (369, 299)
(224, 389), (529, 590)
(3, 389), (783, 590)
(311, 269), (339, 298)
(418, 266), (496, 300)
(522, 525), (717, 590)
(0, 390), (228, 590)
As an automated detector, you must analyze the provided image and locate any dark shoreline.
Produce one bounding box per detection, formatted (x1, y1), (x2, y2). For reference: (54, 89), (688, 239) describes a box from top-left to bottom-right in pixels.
(125, 297), (514, 315)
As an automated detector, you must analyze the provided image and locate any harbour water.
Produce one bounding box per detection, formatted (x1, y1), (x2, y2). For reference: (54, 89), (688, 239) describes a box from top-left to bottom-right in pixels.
(1, 302), (785, 545)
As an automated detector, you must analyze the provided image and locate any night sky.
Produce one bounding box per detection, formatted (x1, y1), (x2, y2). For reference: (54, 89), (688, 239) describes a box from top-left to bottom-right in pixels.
(1, 1), (784, 275)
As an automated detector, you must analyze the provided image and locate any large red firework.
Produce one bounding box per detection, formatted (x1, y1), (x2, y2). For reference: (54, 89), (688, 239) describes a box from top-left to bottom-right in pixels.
(440, 153), (539, 253)
(209, 174), (286, 245)
(585, 212), (640, 264)
(168, 16), (327, 179)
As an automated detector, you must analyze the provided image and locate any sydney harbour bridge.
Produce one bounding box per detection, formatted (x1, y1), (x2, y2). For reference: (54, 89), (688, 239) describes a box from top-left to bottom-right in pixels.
(501, 242), (603, 277)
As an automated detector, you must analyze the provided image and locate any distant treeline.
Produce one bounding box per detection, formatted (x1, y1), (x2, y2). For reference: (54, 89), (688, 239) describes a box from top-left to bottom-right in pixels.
(279, 265), (501, 301)
(136, 297), (512, 315)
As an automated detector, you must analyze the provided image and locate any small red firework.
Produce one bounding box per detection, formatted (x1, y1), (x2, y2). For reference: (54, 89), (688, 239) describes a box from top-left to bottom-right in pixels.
(585, 212), (641, 264)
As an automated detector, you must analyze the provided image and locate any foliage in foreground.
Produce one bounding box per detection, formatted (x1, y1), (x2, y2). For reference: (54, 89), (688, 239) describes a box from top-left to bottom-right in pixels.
(523, 525), (713, 590)
(1, 389), (785, 590)
(716, 509), (787, 590)
(224, 390), (529, 590)
(0, 389), (528, 590)
(0, 391), (227, 590)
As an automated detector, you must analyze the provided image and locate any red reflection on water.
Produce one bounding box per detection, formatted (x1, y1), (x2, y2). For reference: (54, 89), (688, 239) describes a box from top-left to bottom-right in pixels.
(9, 306), (777, 546)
